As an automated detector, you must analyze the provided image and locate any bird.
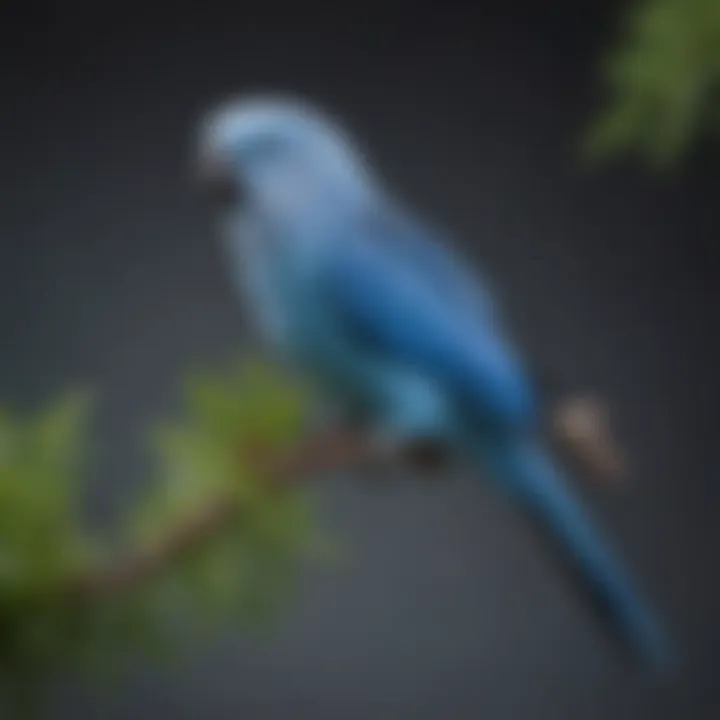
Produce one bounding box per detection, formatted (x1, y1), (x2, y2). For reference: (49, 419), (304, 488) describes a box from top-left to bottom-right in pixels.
(195, 94), (673, 668)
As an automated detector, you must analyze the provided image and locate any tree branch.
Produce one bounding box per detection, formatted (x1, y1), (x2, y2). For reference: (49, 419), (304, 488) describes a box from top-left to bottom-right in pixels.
(66, 428), (372, 601)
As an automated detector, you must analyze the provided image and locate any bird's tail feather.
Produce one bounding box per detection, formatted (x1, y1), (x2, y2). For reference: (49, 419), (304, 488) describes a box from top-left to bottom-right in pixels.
(479, 438), (674, 669)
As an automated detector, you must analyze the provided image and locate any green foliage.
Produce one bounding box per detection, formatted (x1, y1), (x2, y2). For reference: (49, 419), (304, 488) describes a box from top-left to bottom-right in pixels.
(584, 0), (720, 166)
(0, 360), (325, 717)
(126, 360), (319, 639)
(1, 391), (99, 715)
(0, 391), (94, 599)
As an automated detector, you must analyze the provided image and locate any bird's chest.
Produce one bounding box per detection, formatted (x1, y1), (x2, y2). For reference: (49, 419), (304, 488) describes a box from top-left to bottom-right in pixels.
(269, 259), (379, 409)
(227, 219), (408, 413)
(232, 229), (342, 372)
(278, 267), (355, 384)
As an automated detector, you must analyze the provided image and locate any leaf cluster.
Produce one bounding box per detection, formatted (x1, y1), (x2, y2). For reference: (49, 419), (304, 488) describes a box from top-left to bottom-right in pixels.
(0, 360), (323, 716)
(585, 0), (720, 166)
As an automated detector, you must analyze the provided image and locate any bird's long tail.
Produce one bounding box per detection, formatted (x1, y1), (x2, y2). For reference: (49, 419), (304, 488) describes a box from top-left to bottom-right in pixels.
(479, 438), (674, 669)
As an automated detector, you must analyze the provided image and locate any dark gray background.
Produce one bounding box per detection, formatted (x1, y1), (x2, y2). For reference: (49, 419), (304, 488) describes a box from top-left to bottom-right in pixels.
(1, 2), (718, 718)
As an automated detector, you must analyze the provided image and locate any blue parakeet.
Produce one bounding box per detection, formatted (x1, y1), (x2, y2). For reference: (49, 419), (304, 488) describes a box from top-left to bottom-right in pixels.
(197, 95), (673, 667)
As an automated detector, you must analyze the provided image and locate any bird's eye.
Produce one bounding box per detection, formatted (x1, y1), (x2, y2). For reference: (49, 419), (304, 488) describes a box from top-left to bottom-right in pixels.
(197, 151), (245, 209)
(207, 172), (242, 208)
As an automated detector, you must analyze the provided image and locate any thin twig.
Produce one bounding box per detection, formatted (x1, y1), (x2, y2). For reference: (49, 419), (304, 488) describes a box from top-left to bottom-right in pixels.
(67, 428), (372, 601)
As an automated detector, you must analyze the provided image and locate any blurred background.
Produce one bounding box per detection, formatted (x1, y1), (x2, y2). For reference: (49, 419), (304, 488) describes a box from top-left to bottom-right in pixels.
(0, 1), (718, 718)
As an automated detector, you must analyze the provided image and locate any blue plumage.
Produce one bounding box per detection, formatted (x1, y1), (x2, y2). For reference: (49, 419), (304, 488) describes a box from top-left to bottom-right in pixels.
(198, 95), (673, 667)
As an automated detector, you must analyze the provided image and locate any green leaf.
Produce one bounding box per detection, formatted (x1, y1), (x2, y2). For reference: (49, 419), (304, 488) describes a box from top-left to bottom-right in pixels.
(585, 0), (720, 166)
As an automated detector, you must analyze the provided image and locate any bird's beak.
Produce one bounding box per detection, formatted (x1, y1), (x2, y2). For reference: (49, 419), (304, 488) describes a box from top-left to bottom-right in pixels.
(197, 147), (242, 209)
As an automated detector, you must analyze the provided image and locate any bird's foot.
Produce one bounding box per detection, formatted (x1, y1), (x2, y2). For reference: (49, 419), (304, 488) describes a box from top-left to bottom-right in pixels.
(398, 438), (450, 478)
(552, 396), (628, 488)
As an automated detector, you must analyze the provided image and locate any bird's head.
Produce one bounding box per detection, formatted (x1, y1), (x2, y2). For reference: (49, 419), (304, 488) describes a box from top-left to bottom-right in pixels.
(196, 95), (375, 219)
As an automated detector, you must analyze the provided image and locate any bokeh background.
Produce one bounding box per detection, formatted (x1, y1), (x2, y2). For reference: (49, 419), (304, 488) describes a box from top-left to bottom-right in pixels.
(0, 2), (718, 718)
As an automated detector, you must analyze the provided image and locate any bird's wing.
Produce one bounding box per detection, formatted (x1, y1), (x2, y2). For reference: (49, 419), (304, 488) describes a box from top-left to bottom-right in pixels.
(325, 217), (537, 433)
(360, 207), (498, 326)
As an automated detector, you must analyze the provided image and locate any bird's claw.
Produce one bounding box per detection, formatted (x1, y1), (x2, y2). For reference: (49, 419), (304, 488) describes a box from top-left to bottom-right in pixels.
(552, 396), (629, 488)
